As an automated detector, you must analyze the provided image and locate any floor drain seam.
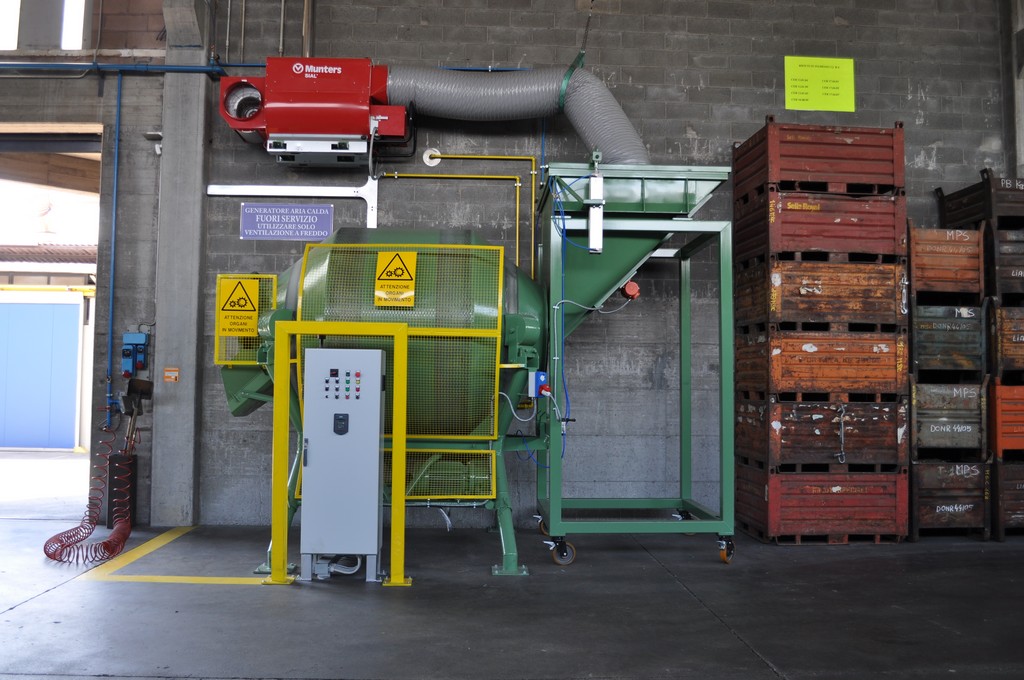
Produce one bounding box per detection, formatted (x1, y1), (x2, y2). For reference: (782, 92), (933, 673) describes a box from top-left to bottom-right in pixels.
(633, 536), (790, 680)
(0, 573), (86, 617)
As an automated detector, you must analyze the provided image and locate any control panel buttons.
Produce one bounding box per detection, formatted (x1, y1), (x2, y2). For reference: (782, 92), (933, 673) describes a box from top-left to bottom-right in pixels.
(315, 364), (376, 401)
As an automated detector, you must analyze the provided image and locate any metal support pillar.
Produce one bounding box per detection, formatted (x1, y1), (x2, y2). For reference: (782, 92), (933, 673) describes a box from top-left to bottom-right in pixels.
(150, 3), (211, 526)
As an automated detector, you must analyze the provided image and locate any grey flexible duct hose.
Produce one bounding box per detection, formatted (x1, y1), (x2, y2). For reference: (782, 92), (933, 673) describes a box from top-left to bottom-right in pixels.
(387, 66), (649, 164)
(563, 68), (649, 164)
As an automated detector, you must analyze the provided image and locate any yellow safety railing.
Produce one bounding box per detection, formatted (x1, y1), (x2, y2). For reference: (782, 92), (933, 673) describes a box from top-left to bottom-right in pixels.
(294, 242), (504, 441)
(382, 169), (532, 276)
(269, 319), (411, 587)
(425, 153), (539, 278)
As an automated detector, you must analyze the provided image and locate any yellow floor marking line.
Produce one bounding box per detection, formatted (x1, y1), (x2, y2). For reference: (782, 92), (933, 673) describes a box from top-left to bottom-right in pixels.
(82, 526), (266, 585)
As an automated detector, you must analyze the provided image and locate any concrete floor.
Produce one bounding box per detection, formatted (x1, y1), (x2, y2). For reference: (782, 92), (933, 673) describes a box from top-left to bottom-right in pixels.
(1, 452), (1023, 680)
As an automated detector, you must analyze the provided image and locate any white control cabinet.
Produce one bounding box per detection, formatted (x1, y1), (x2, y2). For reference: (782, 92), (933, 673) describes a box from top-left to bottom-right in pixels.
(300, 348), (384, 582)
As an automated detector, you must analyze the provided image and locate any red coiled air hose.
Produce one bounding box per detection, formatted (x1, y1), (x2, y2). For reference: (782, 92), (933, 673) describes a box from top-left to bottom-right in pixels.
(43, 413), (134, 563)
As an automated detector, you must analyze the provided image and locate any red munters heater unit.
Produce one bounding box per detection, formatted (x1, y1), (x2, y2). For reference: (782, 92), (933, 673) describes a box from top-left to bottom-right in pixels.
(218, 57), (408, 166)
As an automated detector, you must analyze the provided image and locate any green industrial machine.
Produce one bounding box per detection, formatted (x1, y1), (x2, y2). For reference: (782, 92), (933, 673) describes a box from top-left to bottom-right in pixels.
(216, 160), (733, 577)
(218, 228), (546, 576)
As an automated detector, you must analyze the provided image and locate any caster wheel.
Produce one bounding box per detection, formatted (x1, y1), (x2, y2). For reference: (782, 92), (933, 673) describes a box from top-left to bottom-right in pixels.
(551, 541), (576, 566)
(673, 510), (696, 535)
(538, 519), (549, 537)
(718, 537), (735, 564)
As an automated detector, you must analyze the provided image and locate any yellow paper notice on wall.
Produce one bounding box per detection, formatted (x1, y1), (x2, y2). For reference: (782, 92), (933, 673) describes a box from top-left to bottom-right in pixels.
(784, 56), (855, 112)
(374, 251), (417, 307)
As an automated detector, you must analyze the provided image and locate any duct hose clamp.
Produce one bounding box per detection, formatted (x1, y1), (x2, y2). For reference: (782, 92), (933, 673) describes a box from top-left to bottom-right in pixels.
(559, 51), (586, 112)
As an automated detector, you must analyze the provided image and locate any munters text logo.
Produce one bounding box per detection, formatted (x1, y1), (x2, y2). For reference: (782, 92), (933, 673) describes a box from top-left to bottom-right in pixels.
(292, 62), (343, 78)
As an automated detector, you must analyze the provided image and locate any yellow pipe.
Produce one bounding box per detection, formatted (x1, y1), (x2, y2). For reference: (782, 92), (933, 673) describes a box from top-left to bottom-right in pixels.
(0, 284), (96, 296)
(270, 320), (412, 586)
(427, 153), (539, 279)
(382, 171), (523, 271)
(385, 172), (518, 180)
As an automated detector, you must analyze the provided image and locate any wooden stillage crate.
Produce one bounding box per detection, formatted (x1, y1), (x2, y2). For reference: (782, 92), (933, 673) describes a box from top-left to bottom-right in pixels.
(908, 224), (984, 297)
(735, 260), (908, 329)
(733, 186), (907, 265)
(989, 379), (1024, 461)
(937, 168), (1024, 230)
(993, 461), (1024, 540)
(732, 117), (905, 202)
(736, 329), (908, 396)
(735, 394), (908, 470)
(910, 461), (991, 540)
(911, 381), (986, 457)
(989, 229), (1024, 303)
(912, 306), (984, 376)
(736, 463), (909, 543)
(993, 306), (1024, 379)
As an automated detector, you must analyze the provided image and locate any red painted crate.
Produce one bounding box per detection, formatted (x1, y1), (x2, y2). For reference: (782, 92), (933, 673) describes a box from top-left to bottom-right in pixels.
(735, 329), (909, 395)
(736, 463), (909, 543)
(735, 395), (908, 469)
(733, 186), (907, 266)
(734, 259), (908, 328)
(937, 168), (1024, 230)
(994, 461), (1024, 539)
(732, 117), (905, 201)
(910, 461), (990, 540)
(908, 224), (984, 297)
(988, 379), (1024, 461)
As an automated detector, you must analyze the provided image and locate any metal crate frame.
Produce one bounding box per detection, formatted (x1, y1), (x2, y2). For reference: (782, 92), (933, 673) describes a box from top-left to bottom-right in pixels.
(533, 162), (734, 546)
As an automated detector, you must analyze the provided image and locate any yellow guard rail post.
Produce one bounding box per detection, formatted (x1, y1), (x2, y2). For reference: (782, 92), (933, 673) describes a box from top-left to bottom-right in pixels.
(269, 319), (411, 586)
(381, 171), (523, 272)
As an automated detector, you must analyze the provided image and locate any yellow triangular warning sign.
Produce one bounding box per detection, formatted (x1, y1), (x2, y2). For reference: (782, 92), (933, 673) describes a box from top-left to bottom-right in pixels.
(376, 253), (415, 281)
(221, 280), (257, 312)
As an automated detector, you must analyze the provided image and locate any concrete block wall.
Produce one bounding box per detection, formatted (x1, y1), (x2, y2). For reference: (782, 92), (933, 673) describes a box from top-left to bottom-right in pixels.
(93, 0), (166, 50)
(195, 0), (1010, 527)
(1, 0), (1009, 531)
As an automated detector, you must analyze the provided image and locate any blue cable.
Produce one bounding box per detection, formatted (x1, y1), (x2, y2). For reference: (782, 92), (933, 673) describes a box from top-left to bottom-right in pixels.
(515, 430), (549, 468)
(545, 173), (598, 460)
(549, 177), (589, 250)
(560, 213), (570, 440)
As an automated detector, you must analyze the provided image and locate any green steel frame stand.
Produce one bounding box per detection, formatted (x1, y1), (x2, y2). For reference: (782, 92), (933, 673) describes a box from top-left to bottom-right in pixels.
(534, 162), (735, 562)
(368, 368), (531, 577)
(491, 368), (530, 575)
(491, 444), (530, 576)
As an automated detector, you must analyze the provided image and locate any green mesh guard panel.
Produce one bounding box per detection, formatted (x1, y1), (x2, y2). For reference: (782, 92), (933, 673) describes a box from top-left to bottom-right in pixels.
(384, 450), (496, 500)
(298, 244), (502, 440)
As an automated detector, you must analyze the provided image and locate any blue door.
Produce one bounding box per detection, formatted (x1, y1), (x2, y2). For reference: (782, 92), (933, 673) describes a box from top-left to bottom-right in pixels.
(0, 301), (81, 448)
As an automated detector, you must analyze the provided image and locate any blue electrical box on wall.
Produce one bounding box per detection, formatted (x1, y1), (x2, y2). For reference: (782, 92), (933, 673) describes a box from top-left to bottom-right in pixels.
(121, 332), (149, 377)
